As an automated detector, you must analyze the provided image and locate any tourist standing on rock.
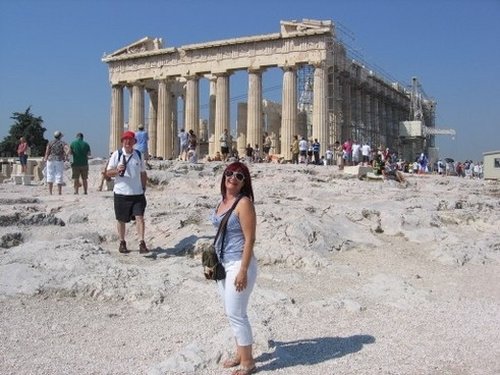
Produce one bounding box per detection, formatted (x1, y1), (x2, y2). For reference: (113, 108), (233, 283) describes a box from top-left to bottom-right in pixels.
(219, 128), (232, 161)
(178, 128), (189, 161)
(17, 136), (29, 174)
(290, 135), (300, 164)
(44, 131), (67, 195)
(352, 140), (361, 166)
(69, 132), (91, 195)
(312, 138), (320, 165)
(188, 129), (197, 153)
(135, 124), (149, 160)
(361, 141), (371, 166)
(106, 131), (149, 254)
(210, 161), (257, 375)
(263, 132), (272, 161)
(298, 136), (308, 164)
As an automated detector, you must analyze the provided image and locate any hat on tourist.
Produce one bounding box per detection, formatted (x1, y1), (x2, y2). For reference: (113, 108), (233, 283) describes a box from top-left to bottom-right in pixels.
(121, 130), (136, 141)
(54, 131), (63, 138)
(138, 124), (144, 130)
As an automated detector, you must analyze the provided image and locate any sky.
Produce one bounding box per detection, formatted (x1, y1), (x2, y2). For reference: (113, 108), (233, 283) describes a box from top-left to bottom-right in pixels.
(1, 0), (499, 161)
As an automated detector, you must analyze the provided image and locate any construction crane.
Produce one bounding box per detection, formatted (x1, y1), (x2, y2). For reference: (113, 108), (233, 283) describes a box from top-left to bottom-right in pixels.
(402, 77), (456, 138)
(399, 77), (456, 162)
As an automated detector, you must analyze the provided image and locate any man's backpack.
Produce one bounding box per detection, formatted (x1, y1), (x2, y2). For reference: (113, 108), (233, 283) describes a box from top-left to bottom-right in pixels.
(117, 148), (142, 161)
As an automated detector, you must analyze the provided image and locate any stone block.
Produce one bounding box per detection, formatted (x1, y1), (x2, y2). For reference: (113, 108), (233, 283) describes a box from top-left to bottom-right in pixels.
(343, 165), (373, 178)
(23, 175), (33, 185)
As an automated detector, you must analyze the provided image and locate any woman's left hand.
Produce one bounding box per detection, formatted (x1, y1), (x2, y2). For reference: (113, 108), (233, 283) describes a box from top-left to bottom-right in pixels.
(234, 271), (247, 292)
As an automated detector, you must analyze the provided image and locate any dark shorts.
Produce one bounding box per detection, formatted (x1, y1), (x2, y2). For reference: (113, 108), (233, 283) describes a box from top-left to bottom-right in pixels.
(221, 146), (229, 155)
(19, 154), (28, 166)
(114, 194), (147, 223)
(263, 146), (270, 154)
(300, 150), (307, 156)
(71, 165), (89, 180)
(362, 155), (369, 163)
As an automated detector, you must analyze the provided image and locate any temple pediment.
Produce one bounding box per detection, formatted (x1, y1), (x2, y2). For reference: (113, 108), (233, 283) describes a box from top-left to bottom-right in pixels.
(106, 37), (164, 58)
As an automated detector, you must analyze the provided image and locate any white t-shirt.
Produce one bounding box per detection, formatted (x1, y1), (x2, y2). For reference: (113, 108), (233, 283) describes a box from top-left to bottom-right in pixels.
(352, 143), (361, 158)
(361, 144), (371, 157)
(178, 131), (189, 147)
(107, 148), (146, 195)
(299, 139), (308, 151)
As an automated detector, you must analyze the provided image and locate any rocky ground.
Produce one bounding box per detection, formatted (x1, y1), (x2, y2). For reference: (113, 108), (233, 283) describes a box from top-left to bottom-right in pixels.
(0, 160), (499, 374)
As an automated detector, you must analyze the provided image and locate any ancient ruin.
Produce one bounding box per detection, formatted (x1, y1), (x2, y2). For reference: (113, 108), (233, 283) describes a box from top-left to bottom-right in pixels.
(102, 19), (442, 161)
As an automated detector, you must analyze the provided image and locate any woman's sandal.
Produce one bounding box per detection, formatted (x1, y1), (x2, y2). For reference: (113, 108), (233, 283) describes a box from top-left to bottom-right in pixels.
(231, 365), (257, 375)
(222, 357), (241, 368)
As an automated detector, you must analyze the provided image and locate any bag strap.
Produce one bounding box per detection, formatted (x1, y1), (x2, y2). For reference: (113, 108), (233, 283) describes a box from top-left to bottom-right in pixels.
(213, 195), (243, 260)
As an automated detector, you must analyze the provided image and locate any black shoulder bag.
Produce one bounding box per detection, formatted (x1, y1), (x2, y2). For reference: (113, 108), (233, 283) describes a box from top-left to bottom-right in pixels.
(202, 196), (242, 281)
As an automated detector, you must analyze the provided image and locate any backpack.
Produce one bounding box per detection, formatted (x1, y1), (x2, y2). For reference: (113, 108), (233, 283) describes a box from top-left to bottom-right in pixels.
(118, 148), (142, 160)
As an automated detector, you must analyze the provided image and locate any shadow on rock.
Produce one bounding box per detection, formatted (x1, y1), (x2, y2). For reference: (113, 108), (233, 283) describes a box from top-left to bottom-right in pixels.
(146, 234), (213, 259)
(256, 334), (375, 371)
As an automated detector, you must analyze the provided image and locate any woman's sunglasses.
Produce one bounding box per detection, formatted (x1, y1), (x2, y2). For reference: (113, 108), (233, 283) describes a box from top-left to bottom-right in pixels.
(224, 170), (245, 181)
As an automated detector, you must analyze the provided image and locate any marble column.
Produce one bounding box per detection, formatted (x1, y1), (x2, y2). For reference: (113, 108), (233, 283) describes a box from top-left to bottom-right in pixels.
(184, 75), (199, 133)
(354, 86), (362, 133)
(312, 62), (328, 152)
(208, 77), (216, 156)
(373, 95), (380, 146)
(370, 93), (378, 147)
(215, 73), (230, 153)
(247, 69), (263, 150)
(171, 93), (179, 158)
(364, 93), (371, 143)
(127, 85), (133, 129)
(237, 102), (248, 157)
(281, 66), (297, 160)
(131, 84), (145, 132)
(109, 84), (124, 153)
(342, 78), (352, 142)
(157, 80), (173, 159)
(148, 89), (158, 157)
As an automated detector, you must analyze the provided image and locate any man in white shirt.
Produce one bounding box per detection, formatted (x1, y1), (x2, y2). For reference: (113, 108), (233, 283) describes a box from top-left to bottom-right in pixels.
(106, 131), (149, 254)
(361, 142), (371, 166)
(298, 137), (308, 164)
(352, 140), (361, 166)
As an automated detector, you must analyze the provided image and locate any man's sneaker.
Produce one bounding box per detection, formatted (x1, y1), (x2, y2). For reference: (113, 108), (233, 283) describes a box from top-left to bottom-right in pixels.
(118, 240), (129, 253)
(139, 240), (149, 254)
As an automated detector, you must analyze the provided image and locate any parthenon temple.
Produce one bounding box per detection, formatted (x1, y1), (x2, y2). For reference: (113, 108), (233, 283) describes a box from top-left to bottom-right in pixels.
(102, 19), (434, 161)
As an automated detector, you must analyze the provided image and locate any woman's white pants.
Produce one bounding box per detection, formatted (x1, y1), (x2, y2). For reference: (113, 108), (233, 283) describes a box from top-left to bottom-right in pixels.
(217, 258), (257, 346)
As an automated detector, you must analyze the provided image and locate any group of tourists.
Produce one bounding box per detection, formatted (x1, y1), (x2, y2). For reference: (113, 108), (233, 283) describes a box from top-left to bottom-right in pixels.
(38, 131), (91, 195)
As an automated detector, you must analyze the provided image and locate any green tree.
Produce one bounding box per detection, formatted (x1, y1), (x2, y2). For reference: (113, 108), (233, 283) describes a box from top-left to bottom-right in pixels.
(0, 107), (48, 157)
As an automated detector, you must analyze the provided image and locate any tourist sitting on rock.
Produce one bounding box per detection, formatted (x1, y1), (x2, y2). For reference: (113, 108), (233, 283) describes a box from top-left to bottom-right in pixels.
(382, 161), (407, 185)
